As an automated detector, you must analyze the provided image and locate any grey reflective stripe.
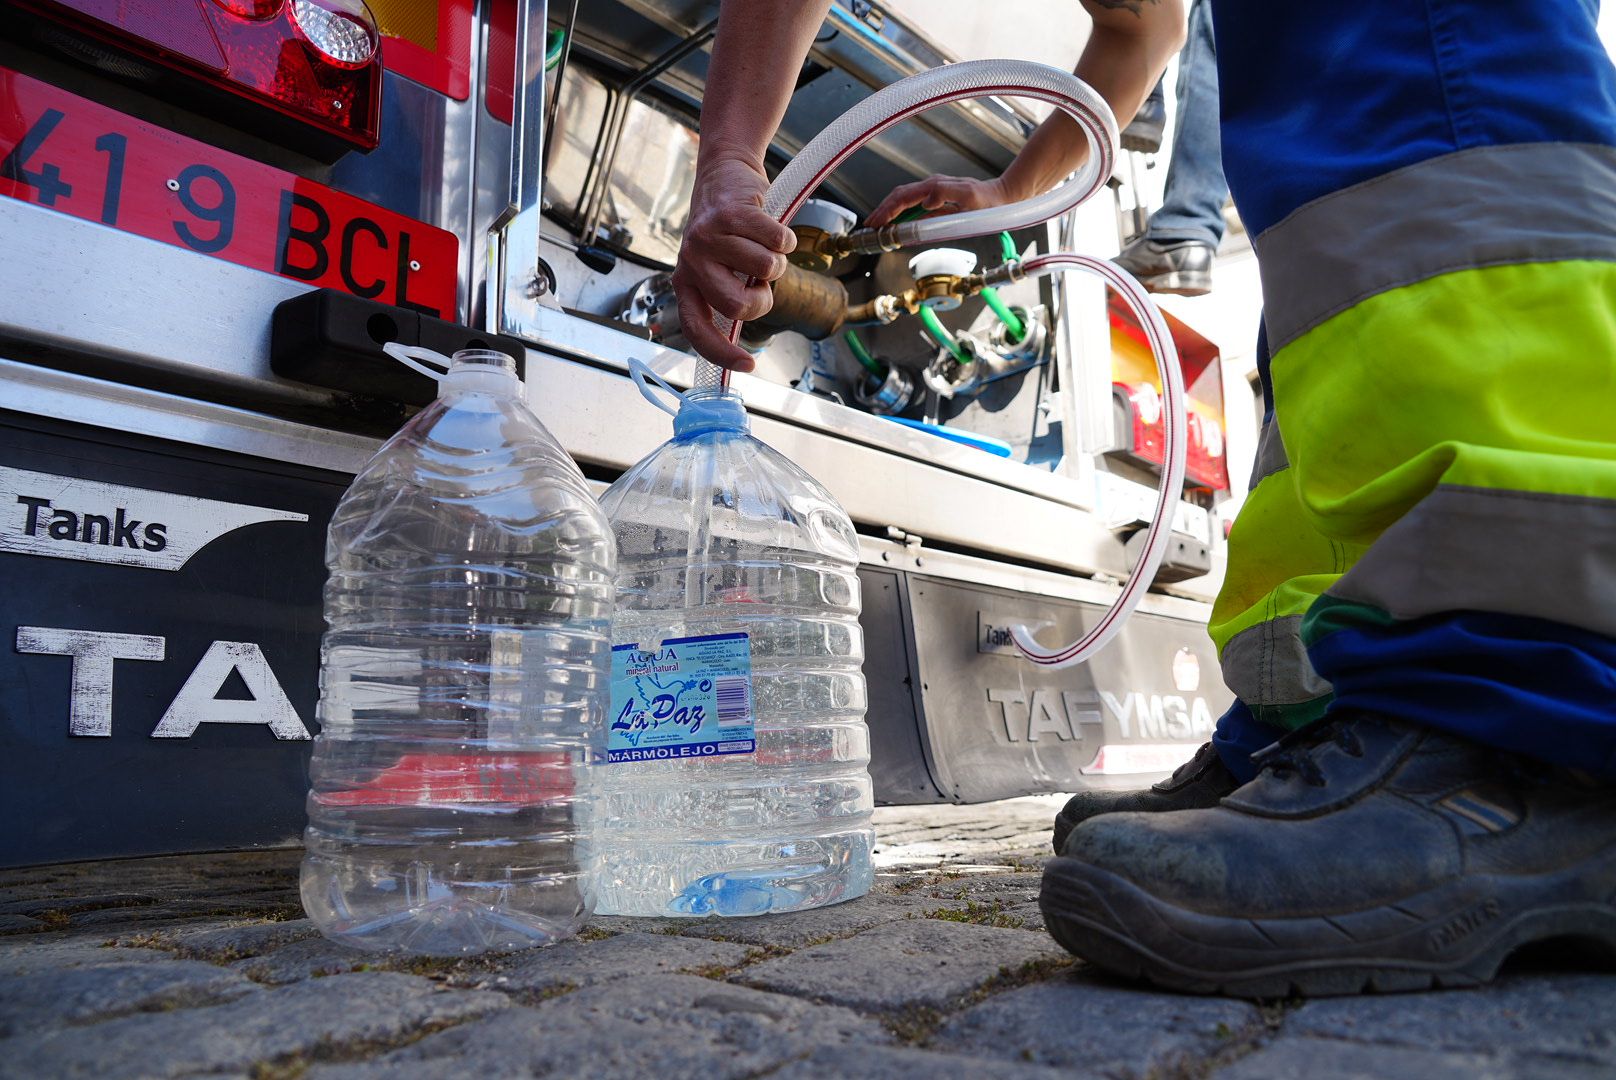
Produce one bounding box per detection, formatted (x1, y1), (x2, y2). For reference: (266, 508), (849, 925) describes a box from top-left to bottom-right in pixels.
(1257, 143), (1616, 352)
(1249, 417), (1289, 489)
(1220, 615), (1333, 707)
(1327, 485), (1616, 639)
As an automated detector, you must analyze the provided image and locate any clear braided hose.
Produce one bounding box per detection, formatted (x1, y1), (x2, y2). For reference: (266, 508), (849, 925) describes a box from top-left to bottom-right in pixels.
(694, 59), (1184, 670)
(702, 59), (1118, 391)
(1010, 254), (1186, 669)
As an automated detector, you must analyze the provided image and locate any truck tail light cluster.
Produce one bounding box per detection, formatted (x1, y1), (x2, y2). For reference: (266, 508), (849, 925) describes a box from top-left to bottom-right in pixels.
(9, 0), (383, 160)
(1109, 292), (1231, 492)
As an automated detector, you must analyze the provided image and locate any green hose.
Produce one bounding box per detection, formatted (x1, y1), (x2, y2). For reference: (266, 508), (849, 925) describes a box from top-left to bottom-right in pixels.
(999, 231), (1019, 264)
(842, 329), (886, 377)
(978, 286), (1026, 344)
(919, 306), (969, 363)
(545, 28), (565, 71)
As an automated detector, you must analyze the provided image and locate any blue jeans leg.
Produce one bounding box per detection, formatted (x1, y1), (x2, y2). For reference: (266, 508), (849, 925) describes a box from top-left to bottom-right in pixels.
(1147, 0), (1228, 247)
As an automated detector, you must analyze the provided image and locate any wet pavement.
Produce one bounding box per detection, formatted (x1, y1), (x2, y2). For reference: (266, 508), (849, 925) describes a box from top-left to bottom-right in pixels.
(3, 796), (1613, 1079)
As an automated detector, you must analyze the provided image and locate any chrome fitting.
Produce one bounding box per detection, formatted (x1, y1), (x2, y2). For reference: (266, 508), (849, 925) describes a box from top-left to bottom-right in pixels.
(982, 258), (1027, 286)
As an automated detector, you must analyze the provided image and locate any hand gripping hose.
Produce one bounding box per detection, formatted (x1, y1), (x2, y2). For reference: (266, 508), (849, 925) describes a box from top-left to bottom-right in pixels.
(701, 59), (1187, 670)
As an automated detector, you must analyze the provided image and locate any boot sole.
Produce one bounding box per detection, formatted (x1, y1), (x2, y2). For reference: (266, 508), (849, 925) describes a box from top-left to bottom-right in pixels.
(1039, 847), (1616, 998)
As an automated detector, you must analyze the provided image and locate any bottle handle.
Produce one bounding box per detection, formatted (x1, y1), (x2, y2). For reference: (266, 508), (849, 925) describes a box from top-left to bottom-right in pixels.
(383, 342), (453, 383)
(628, 356), (684, 418)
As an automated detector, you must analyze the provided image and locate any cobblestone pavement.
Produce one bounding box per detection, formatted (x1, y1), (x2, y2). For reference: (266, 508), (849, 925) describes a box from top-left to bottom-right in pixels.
(4, 796), (1614, 1079)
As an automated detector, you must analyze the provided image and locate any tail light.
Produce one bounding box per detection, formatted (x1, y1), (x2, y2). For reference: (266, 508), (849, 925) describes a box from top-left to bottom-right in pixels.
(1108, 291), (1231, 492)
(1112, 381), (1230, 492)
(289, 0), (378, 66)
(8, 0), (383, 161)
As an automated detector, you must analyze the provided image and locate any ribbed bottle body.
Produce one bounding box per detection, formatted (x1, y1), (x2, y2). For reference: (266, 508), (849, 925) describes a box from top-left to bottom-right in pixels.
(302, 378), (613, 954)
(596, 424), (874, 917)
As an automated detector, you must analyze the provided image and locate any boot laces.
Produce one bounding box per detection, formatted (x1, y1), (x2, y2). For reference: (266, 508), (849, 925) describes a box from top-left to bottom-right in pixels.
(1249, 717), (1368, 787)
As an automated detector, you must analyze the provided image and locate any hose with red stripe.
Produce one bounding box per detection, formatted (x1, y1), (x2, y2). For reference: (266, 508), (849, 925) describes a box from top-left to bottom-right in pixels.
(706, 59), (1187, 670)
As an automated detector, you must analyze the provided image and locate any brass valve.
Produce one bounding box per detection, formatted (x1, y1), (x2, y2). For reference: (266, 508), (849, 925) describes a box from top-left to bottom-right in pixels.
(912, 273), (966, 309)
(788, 225), (842, 273)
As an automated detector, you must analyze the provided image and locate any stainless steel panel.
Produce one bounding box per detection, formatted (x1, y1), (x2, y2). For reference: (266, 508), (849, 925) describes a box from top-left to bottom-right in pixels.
(857, 534), (1213, 624)
(525, 308), (1105, 513)
(0, 198), (332, 411)
(0, 360), (380, 475)
(327, 72), (481, 324)
(488, 0), (554, 338)
(515, 330), (1128, 577)
(904, 571), (1233, 803)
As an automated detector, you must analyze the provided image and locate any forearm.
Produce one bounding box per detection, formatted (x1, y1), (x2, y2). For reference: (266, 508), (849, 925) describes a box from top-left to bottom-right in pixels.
(1000, 1), (1186, 201)
(698, 0), (832, 173)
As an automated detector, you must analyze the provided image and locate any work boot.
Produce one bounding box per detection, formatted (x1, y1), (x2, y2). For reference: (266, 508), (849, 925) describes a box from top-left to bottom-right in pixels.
(1120, 87), (1167, 153)
(1113, 235), (1214, 296)
(1040, 713), (1616, 998)
(1052, 742), (1238, 853)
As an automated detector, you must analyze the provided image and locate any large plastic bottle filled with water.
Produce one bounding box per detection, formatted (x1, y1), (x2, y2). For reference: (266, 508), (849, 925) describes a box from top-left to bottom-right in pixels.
(594, 370), (874, 916)
(302, 347), (615, 955)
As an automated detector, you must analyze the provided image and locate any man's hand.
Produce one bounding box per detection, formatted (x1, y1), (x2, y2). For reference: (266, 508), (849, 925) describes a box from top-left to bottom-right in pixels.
(672, 156), (797, 371)
(865, 175), (1012, 229)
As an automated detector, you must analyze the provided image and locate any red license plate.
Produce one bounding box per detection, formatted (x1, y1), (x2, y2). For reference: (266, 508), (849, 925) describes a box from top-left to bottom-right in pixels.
(0, 67), (459, 319)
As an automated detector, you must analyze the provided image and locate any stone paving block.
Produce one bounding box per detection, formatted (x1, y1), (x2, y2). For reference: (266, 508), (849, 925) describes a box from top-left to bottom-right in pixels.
(1286, 974), (1616, 1065)
(229, 936), (374, 985)
(917, 872), (1043, 901)
(765, 1044), (1079, 1079)
(0, 893), (156, 918)
(65, 898), (304, 930)
(0, 938), (177, 976)
(0, 971), (510, 1080)
(584, 914), (707, 938)
(163, 918), (320, 961)
(930, 973), (1263, 1073)
(0, 959), (260, 1036)
(311, 973), (891, 1080)
(913, 872), (1046, 932)
(666, 893), (939, 947)
(1214, 1037), (1616, 1080)
(483, 931), (752, 995)
(741, 917), (1069, 1012)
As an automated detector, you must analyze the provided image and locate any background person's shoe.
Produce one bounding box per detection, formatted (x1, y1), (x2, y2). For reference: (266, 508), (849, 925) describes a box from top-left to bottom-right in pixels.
(1120, 89), (1167, 153)
(1052, 742), (1238, 853)
(1040, 713), (1616, 998)
(1113, 236), (1214, 296)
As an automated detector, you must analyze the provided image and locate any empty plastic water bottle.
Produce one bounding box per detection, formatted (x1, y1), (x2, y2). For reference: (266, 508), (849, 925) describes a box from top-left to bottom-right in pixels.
(301, 347), (615, 955)
(593, 363), (874, 917)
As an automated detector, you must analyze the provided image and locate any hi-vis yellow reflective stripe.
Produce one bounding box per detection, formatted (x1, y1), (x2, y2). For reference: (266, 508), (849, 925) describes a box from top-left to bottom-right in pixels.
(1210, 257), (1616, 720)
(1209, 458), (1363, 711)
(1272, 259), (1616, 638)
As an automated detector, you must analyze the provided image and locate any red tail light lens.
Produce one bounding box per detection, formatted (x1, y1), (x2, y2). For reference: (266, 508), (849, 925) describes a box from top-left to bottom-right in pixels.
(9, 0), (383, 160)
(210, 0), (283, 18)
(1115, 381), (1231, 492)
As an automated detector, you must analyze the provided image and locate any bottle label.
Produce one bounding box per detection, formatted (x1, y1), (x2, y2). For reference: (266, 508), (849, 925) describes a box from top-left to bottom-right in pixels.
(607, 632), (754, 763)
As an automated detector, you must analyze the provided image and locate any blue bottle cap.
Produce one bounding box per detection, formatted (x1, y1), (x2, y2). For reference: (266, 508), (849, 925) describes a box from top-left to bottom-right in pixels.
(673, 389), (750, 439)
